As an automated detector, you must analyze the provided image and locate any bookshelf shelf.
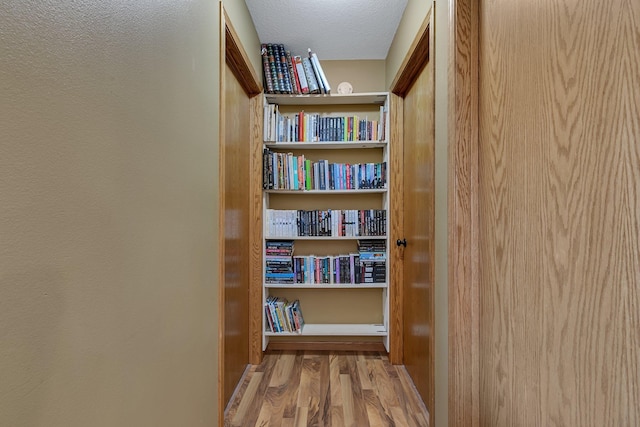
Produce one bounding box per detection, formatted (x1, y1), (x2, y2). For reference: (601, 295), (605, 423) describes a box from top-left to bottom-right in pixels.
(265, 283), (388, 289)
(265, 93), (388, 106)
(265, 323), (387, 337)
(265, 141), (387, 150)
(265, 189), (387, 194)
(262, 92), (391, 353)
(265, 236), (386, 241)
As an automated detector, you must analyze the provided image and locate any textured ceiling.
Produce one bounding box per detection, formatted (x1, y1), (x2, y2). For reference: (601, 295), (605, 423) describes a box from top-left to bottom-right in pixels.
(245, 0), (408, 60)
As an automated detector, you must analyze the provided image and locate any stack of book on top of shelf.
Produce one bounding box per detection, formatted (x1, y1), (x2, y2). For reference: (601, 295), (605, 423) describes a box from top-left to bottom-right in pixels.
(265, 297), (305, 333)
(265, 240), (294, 283)
(358, 239), (387, 284)
(261, 43), (331, 95)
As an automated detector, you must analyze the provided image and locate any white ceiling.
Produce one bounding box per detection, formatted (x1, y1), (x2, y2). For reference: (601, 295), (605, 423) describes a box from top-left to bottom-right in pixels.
(244, 0), (408, 60)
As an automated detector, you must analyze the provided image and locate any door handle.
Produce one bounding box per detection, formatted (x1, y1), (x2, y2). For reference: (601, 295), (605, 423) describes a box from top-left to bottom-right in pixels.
(396, 238), (407, 247)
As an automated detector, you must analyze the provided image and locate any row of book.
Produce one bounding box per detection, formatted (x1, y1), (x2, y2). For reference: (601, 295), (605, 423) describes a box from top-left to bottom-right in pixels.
(264, 104), (386, 143)
(264, 239), (387, 285)
(265, 209), (386, 238)
(263, 150), (387, 191)
(261, 43), (330, 95)
(292, 254), (364, 284)
(265, 297), (305, 333)
(265, 241), (294, 284)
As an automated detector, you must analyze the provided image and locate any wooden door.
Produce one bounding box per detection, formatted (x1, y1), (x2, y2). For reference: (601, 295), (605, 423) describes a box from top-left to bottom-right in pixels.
(222, 62), (251, 405)
(471, 0), (640, 425)
(402, 46), (436, 421)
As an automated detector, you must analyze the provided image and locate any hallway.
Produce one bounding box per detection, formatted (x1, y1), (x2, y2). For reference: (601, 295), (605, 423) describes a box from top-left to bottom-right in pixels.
(225, 351), (429, 427)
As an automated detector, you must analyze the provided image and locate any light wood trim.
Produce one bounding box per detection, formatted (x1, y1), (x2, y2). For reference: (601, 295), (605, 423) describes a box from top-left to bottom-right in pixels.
(217, 5), (227, 427)
(267, 341), (387, 352)
(388, 93), (403, 365)
(390, 9), (432, 97)
(248, 95), (264, 365)
(223, 10), (262, 96)
(448, 0), (480, 426)
(219, 5), (264, 425)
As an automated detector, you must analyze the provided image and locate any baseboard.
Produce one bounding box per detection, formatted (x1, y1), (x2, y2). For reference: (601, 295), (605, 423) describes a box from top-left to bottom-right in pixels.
(266, 340), (387, 352)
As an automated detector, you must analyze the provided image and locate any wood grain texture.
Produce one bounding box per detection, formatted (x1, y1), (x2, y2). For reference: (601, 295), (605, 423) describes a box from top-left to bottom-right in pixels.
(402, 42), (436, 425)
(225, 351), (429, 427)
(388, 93), (404, 365)
(448, 0), (480, 426)
(249, 94), (264, 364)
(478, 0), (640, 425)
(223, 62), (252, 407)
(220, 8), (264, 423)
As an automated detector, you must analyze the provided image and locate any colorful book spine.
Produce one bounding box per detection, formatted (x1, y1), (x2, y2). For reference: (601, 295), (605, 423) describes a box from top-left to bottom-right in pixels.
(294, 56), (309, 94)
(286, 50), (300, 94)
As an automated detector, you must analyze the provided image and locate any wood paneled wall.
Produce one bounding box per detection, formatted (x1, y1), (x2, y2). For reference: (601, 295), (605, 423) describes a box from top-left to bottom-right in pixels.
(476, 0), (640, 425)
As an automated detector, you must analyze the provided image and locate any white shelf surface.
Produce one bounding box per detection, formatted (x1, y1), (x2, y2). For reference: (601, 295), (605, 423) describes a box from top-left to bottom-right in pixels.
(265, 283), (387, 289)
(265, 323), (387, 336)
(264, 141), (387, 149)
(264, 235), (386, 240)
(265, 189), (387, 194)
(265, 92), (388, 106)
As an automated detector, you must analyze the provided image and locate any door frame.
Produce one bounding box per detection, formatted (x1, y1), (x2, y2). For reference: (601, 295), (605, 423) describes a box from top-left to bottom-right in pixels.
(448, 0), (480, 425)
(389, 1), (481, 425)
(218, 6), (263, 426)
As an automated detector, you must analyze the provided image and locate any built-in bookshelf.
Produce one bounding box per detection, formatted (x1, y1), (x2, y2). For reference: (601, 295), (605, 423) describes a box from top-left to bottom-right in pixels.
(262, 92), (391, 351)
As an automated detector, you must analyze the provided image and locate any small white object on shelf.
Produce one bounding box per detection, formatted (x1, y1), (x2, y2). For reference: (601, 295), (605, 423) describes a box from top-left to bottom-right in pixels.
(337, 81), (353, 94)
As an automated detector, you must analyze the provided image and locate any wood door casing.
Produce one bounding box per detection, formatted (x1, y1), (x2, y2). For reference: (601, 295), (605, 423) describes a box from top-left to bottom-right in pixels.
(402, 51), (436, 421)
(223, 63), (251, 406)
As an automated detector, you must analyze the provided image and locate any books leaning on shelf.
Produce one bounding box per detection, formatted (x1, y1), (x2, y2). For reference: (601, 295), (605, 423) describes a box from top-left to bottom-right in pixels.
(265, 297), (305, 333)
(265, 209), (387, 238)
(263, 149), (387, 191)
(261, 43), (331, 95)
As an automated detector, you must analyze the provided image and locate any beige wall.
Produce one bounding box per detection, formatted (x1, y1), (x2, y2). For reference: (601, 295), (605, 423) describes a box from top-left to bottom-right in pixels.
(223, 0), (263, 78)
(321, 60), (387, 93)
(0, 1), (221, 426)
(385, 0), (433, 90)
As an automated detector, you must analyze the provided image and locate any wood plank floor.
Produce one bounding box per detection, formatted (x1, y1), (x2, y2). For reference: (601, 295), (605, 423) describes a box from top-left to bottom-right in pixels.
(224, 350), (430, 427)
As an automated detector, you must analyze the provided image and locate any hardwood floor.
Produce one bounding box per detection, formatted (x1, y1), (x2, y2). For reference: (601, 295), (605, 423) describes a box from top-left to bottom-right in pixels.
(225, 351), (429, 427)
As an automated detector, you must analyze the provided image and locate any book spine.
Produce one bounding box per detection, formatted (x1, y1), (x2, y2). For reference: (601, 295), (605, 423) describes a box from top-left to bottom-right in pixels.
(277, 44), (293, 94)
(301, 57), (320, 94)
(266, 44), (281, 93)
(261, 44), (275, 94)
(286, 50), (300, 94)
(308, 48), (331, 94)
(294, 56), (309, 94)
(307, 48), (325, 93)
